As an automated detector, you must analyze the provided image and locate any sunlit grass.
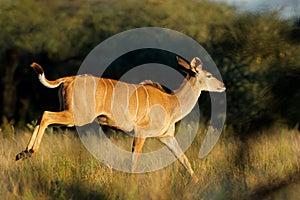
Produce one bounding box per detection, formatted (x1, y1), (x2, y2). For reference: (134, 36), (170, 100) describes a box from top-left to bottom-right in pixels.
(0, 123), (300, 199)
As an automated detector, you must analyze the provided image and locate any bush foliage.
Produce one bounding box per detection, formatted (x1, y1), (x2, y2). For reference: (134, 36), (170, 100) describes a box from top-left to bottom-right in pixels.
(0, 0), (299, 133)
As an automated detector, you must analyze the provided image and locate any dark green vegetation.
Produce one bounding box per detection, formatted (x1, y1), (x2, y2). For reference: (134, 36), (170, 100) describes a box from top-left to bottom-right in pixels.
(0, 0), (300, 199)
(0, 0), (299, 132)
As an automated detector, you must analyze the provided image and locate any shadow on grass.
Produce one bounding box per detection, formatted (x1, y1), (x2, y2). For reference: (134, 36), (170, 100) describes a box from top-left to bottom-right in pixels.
(233, 136), (300, 200)
(49, 178), (108, 200)
(248, 176), (300, 200)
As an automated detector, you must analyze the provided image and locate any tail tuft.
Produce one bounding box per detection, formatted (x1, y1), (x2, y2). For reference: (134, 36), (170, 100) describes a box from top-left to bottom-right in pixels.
(31, 62), (44, 75)
(31, 62), (63, 88)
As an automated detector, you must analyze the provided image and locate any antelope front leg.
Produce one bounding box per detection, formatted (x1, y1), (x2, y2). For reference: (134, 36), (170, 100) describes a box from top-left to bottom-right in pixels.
(131, 136), (146, 173)
(159, 136), (198, 183)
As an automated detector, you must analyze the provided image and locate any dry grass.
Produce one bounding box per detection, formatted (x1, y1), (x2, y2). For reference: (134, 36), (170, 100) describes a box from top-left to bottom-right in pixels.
(1, 123), (300, 200)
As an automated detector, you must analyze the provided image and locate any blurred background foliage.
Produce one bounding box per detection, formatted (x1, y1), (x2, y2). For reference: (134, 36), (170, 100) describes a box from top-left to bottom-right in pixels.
(0, 0), (299, 135)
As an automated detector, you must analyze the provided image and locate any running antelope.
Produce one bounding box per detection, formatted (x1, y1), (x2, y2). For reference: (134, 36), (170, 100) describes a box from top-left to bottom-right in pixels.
(16, 56), (225, 182)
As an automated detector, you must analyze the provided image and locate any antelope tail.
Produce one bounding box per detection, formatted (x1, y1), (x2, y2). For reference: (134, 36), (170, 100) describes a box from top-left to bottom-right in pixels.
(31, 62), (64, 88)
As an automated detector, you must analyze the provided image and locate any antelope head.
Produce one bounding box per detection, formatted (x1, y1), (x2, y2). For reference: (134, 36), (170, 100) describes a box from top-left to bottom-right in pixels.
(177, 56), (226, 92)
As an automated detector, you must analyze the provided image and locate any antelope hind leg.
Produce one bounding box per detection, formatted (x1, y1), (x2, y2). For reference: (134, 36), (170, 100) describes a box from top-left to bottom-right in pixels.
(16, 125), (40, 161)
(16, 111), (74, 161)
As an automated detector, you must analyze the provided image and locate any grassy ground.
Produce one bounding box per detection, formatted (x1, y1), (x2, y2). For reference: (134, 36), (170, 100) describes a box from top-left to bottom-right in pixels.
(1, 123), (300, 200)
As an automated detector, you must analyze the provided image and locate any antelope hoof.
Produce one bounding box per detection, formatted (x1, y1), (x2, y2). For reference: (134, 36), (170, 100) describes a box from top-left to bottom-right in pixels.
(16, 149), (33, 161)
(192, 175), (199, 183)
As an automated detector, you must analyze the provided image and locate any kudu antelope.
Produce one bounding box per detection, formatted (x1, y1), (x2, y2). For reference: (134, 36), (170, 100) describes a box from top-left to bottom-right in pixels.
(16, 56), (225, 182)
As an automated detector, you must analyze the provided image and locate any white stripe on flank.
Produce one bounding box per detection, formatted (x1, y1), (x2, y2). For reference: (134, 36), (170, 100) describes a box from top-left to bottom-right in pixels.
(83, 77), (87, 108)
(125, 83), (129, 112)
(91, 77), (97, 114)
(133, 85), (139, 119)
(102, 79), (107, 109)
(142, 85), (149, 110)
(39, 73), (61, 88)
(109, 80), (115, 113)
(93, 77), (97, 108)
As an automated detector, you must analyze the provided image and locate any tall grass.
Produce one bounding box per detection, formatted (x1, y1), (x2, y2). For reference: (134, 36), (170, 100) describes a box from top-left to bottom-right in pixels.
(1, 123), (300, 199)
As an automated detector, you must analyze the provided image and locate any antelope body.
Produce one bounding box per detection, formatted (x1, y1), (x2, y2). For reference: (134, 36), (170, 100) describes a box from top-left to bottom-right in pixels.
(16, 56), (225, 182)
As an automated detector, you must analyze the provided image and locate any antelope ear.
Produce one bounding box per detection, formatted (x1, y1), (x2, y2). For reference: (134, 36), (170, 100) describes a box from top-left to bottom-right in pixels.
(176, 56), (191, 71)
(190, 57), (203, 70)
